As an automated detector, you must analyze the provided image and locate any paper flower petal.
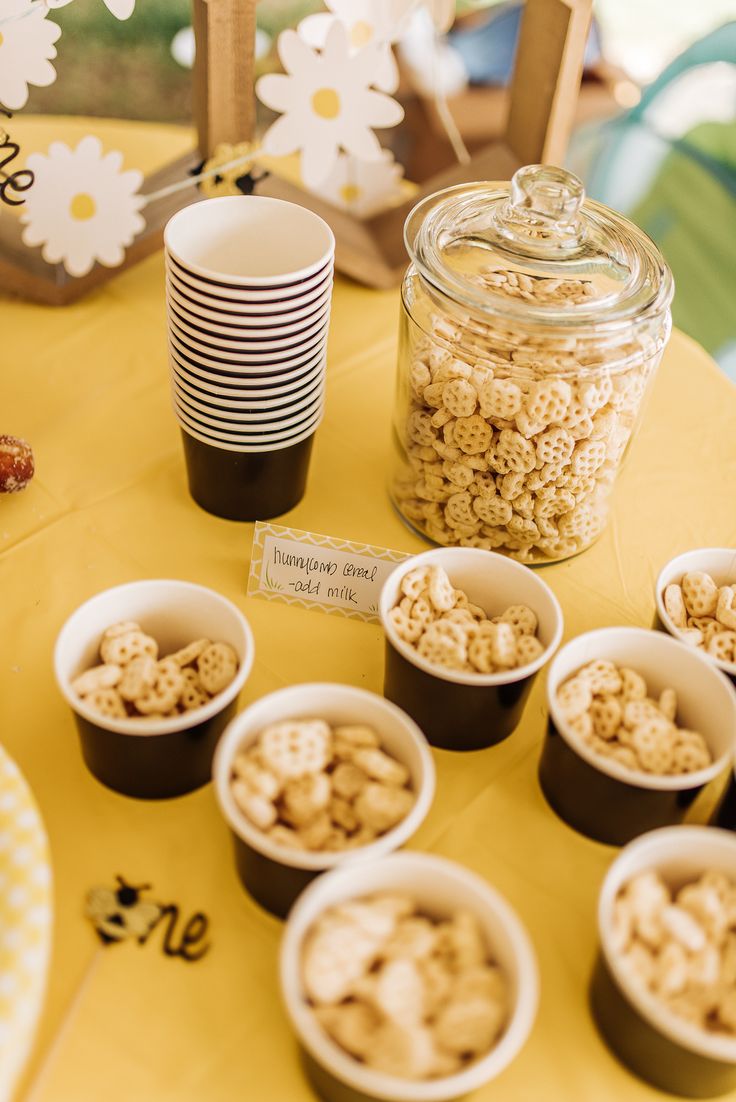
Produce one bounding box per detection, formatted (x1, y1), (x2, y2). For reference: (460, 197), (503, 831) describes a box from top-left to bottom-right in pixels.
(102, 0), (136, 19)
(259, 112), (301, 158)
(0, 0), (61, 111)
(255, 72), (298, 114)
(19, 137), (144, 277)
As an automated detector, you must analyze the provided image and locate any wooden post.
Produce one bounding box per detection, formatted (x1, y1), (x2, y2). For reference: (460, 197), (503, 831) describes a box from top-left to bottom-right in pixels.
(192, 0), (257, 159)
(505, 0), (592, 166)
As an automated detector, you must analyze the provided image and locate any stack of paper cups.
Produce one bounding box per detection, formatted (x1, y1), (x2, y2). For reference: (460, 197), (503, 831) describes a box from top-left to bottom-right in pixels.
(164, 196), (335, 521)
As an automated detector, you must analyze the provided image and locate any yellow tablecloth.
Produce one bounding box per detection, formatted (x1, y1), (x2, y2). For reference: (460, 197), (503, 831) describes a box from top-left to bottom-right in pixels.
(3, 118), (736, 1102)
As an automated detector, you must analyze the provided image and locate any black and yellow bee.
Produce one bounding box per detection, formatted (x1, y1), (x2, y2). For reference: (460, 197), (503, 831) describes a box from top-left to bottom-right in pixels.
(85, 876), (161, 945)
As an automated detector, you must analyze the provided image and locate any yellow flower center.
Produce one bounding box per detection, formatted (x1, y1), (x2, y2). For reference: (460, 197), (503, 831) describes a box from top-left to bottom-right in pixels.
(350, 20), (373, 48)
(340, 184), (361, 205)
(311, 88), (340, 120)
(69, 193), (96, 221)
(0, 32), (4, 48)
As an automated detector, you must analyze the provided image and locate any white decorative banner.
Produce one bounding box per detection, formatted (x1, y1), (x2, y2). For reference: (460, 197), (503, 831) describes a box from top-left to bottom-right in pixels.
(247, 522), (411, 623)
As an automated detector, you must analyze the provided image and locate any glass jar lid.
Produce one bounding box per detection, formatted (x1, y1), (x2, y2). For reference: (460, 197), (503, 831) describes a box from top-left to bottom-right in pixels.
(405, 165), (673, 332)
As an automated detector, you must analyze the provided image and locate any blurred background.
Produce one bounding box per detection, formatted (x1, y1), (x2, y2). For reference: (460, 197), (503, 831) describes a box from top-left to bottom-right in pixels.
(24, 0), (736, 378)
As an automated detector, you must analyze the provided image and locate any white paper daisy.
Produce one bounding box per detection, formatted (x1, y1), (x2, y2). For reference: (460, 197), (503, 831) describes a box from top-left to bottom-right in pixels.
(299, 0), (418, 94)
(0, 0), (61, 111)
(256, 20), (404, 189)
(46, 0), (135, 19)
(20, 135), (144, 277)
(313, 149), (405, 218)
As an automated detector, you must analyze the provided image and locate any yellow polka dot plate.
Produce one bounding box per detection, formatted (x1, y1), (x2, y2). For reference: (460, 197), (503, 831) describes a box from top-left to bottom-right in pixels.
(0, 745), (52, 1102)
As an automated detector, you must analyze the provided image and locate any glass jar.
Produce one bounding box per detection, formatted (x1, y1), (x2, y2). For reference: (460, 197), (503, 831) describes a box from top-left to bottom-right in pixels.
(390, 164), (674, 563)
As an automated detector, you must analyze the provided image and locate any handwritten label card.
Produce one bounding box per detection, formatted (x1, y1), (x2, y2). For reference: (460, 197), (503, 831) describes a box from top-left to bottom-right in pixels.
(247, 523), (412, 623)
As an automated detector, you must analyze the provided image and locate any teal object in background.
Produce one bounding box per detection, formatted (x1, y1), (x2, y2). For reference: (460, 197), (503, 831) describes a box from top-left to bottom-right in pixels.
(569, 24), (736, 382)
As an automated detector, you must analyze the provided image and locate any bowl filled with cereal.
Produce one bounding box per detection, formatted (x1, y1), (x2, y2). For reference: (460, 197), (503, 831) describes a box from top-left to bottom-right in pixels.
(593, 826), (736, 1097)
(540, 628), (736, 846)
(212, 684), (435, 918)
(656, 548), (736, 684)
(54, 580), (254, 799)
(279, 851), (538, 1102)
(379, 548), (563, 750)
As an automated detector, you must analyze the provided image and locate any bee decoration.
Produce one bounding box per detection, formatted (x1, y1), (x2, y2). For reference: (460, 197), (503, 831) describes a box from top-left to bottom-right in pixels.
(85, 876), (162, 945)
(190, 141), (269, 200)
(85, 876), (211, 962)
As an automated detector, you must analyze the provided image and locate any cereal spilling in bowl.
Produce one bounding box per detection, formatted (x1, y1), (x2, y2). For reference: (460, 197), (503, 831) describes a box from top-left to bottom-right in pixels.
(614, 869), (736, 1035)
(555, 659), (711, 775)
(389, 564), (544, 674)
(301, 892), (509, 1079)
(72, 622), (239, 720)
(230, 720), (415, 853)
(664, 572), (736, 666)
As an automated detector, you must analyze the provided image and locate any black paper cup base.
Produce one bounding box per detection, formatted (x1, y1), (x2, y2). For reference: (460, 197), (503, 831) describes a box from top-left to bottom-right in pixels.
(539, 718), (702, 846)
(383, 640), (533, 751)
(181, 429), (314, 521)
(590, 953), (736, 1097)
(231, 831), (318, 918)
(75, 700), (236, 799)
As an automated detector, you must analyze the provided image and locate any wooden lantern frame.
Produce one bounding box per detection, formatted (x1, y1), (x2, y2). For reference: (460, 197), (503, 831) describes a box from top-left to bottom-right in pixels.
(0, 0), (591, 305)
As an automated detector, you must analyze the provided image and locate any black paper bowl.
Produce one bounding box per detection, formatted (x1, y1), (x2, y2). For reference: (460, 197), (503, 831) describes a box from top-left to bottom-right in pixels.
(592, 826), (736, 1097)
(655, 548), (736, 684)
(212, 683), (435, 919)
(280, 852), (538, 1102)
(540, 627), (735, 846)
(379, 547), (563, 751)
(54, 580), (254, 799)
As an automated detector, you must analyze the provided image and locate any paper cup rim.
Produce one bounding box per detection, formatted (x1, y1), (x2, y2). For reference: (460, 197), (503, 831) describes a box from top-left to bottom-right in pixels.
(655, 548), (736, 677)
(546, 627), (735, 791)
(166, 252), (334, 298)
(166, 300), (330, 344)
(166, 273), (333, 323)
(176, 410), (323, 451)
(279, 852), (539, 1101)
(53, 580), (255, 739)
(378, 548), (563, 687)
(169, 343), (326, 383)
(172, 384), (324, 429)
(174, 399), (324, 441)
(212, 684), (436, 872)
(164, 197), (335, 286)
(171, 360), (324, 401)
(598, 826), (736, 1063)
(168, 324), (328, 367)
(172, 367), (324, 408)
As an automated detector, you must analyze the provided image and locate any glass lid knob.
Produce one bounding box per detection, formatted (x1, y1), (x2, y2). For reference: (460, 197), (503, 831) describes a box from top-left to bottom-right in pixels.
(494, 164), (587, 255)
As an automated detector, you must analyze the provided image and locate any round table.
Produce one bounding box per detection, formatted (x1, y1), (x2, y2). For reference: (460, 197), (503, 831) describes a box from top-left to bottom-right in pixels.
(3, 117), (736, 1102)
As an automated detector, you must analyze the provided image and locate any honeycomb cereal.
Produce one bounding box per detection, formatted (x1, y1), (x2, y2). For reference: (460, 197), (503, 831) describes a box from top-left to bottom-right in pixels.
(556, 659), (711, 776)
(301, 892), (509, 1080)
(615, 869), (736, 1036)
(391, 254), (668, 562)
(72, 622), (239, 721)
(662, 571), (736, 667)
(228, 719), (415, 853)
(390, 564), (545, 676)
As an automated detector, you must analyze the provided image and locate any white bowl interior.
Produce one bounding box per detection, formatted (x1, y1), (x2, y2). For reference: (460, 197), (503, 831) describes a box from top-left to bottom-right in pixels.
(164, 196), (335, 283)
(280, 852), (539, 1102)
(213, 683), (435, 873)
(656, 548), (736, 677)
(179, 413), (322, 453)
(379, 547), (563, 687)
(599, 826), (736, 1063)
(547, 627), (736, 791)
(172, 361), (324, 403)
(54, 580), (254, 738)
